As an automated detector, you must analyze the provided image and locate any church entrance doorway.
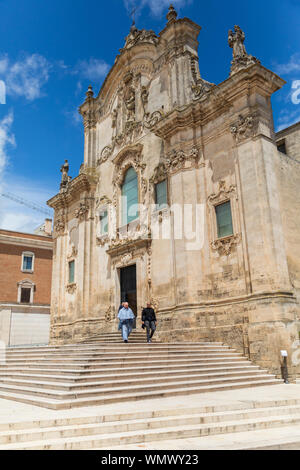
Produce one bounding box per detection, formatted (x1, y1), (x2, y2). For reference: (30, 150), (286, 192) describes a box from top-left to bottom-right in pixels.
(120, 264), (137, 328)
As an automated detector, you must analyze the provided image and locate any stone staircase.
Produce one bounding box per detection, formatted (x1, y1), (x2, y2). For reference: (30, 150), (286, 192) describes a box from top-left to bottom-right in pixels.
(0, 332), (280, 410)
(1, 399), (300, 449)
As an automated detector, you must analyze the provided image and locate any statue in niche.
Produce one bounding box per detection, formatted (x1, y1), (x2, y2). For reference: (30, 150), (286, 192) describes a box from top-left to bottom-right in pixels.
(124, 86), (135, 121)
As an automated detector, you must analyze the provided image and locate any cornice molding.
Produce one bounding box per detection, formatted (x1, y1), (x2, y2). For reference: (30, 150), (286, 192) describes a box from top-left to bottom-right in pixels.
(0, 234), (53, 251)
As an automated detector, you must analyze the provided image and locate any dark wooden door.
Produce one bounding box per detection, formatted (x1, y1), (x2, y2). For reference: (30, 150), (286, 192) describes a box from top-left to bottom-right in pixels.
(120, 265), (137, 327)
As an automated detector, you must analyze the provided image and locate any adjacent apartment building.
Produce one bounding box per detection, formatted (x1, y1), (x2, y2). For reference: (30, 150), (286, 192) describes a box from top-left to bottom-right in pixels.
(0, 219), (53, 346)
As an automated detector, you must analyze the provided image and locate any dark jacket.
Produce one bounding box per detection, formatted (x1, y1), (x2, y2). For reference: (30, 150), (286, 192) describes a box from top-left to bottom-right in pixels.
(142, 307), (156, 322)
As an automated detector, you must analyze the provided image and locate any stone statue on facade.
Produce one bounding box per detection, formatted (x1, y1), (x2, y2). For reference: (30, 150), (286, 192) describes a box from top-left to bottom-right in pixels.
(124, 86), (135, 120)
(60, 160), (71, 192)
(228, 25), (260, 76)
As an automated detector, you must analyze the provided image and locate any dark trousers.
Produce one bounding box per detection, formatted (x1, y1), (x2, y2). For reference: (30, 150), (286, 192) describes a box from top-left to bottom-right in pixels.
(144, 320), (156, 341)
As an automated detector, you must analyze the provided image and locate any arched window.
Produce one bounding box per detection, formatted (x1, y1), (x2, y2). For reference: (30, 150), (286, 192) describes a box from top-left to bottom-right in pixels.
(121, 167), (138, 225)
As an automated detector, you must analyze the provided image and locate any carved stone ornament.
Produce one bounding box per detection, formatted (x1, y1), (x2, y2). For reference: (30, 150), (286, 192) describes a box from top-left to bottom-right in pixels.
(165, 147), (200, 174)
(166, 4), (178, 23)
(81, 108), (97, 130)
(105, 306), (114, 322)
(95, 195), (112, 208)
(74, 202), (89, 221)
(144, 110), (164, 129)
(96, 235), (109, 247)
(150, 162), (167, 184)
(54, 217), (65, 234)
(230, 114), (257, 143)
(228, 25), (260, 76)
(211, 233), (241, 256)
(120, 252), (133, 266)
(208, 180), (236, 205)
(67, 244), (78, 260)
(141, 86), (149, 106)
(112, 147), (146, 188)
(121, 25), (159, 52)
(108, 228), (151, 252)
(190, 56), (214, 101)
(98, 145), (113, 165)
(99, 123), (143, 164)
(66, 283), (77, 294)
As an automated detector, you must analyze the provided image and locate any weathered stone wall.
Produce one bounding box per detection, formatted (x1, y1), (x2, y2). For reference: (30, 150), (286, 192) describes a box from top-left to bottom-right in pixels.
(276, 122), (300, 161)
(275, 151), (300, 299)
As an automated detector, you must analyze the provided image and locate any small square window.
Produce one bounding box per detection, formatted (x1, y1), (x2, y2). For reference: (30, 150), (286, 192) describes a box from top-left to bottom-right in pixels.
(100, 210), (108, 235)
(155, 180), (168, 210)
(215, 201), (233, 238)
(20, 288), (31, 304)
(69, 260), (75, 284)
(277, 139), (287, 155)
(22, 255), (33, 271)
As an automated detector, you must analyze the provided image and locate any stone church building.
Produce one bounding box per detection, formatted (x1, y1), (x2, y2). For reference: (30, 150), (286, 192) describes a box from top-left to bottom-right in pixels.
(48, 5), (300, 379)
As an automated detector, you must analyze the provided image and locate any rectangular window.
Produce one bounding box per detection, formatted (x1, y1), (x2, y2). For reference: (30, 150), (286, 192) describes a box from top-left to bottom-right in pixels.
(100, 210), (108, 235)
(215, 201), (233, 238)
(69, 260), (75, 284)
(22, 255), (33, 271)
(155, 180), (168, 210)
(20, 288), (31, 304)
(277, 139), (287, 155)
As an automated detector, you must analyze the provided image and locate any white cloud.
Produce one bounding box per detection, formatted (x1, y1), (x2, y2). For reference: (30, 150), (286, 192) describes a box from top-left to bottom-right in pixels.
(0, 53), (50, 101)
(124, 0), (192, 17)
(274, 53), (300, 76)
(75, 58), (110, 82)
(0, 111), (15, 179)
(63, 107), (82, 127)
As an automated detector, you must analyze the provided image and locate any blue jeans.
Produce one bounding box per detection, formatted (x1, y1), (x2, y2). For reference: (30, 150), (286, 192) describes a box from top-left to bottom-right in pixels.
(121, 319), (134, 341)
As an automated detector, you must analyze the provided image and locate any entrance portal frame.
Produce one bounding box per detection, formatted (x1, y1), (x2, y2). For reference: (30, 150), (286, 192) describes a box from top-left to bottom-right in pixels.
(108, 238), (151, 324)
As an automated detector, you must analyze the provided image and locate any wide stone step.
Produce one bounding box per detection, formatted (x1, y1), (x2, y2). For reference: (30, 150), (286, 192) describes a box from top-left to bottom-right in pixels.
(0, 379), (280, 409)
(0, 361), (255, 376)
(0, 404), (299, 445)
(2, 351), (244, 362)
(6, 344), (235, 358)
(4, 350), (236, 360)
(7, 341), (224, 353)
(0, 365), (262, 383)
(0, 370), (268, 391)
(0, 410), (298, 450)
(0, 374), (278, 400)
(0, 356), (247, 370)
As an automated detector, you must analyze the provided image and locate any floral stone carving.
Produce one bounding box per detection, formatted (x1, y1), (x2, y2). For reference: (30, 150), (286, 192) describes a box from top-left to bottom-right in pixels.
(211, 234), (241, 256)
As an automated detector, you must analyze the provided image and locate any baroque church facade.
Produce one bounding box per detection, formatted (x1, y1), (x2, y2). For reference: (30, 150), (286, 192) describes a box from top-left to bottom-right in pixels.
(48, 5), (300, 379)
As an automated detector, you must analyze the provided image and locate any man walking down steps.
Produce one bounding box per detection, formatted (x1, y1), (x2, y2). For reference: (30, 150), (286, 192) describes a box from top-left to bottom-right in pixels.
(142, 302), (157, 343)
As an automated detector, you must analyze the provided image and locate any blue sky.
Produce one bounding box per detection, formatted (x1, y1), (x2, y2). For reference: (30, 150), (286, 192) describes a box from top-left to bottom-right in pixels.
(0, 0), (299, 232)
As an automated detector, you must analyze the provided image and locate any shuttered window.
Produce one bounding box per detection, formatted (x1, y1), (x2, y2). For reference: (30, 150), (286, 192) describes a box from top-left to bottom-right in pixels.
(215, 201), (233, 238)
(121, 167), (138, 225)
(155, 180), (168, 210)
(22, 255), (33, 271)
(69, 260), (75, 284)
